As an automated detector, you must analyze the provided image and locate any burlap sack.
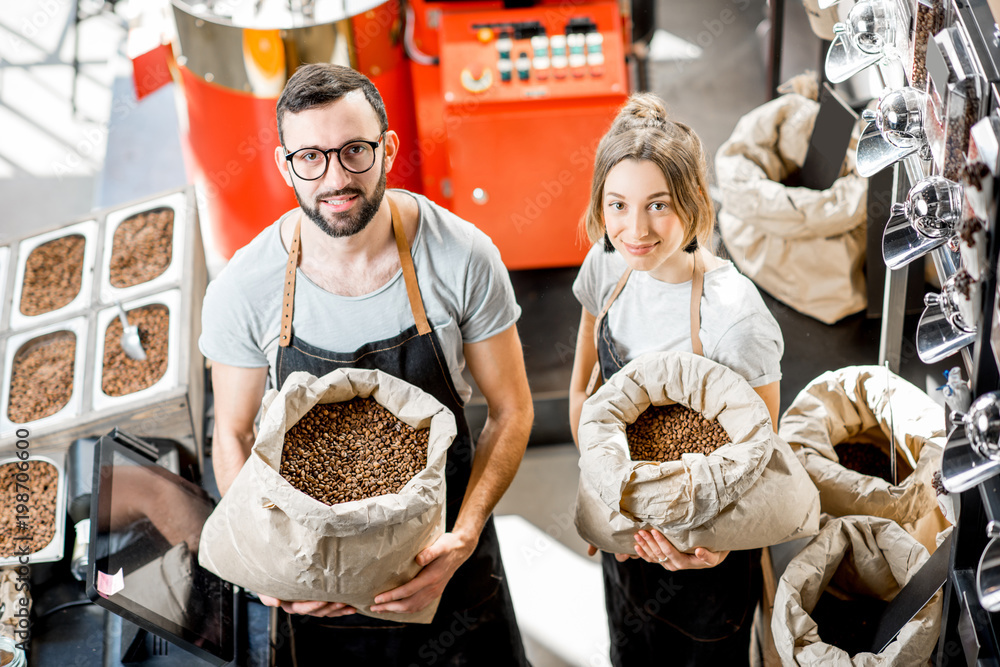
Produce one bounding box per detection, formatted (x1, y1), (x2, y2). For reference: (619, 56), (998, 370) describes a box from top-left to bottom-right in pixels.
(772, 516), (943, 666)
(779, 367), (948, 553)
(199, 368), (456, 624)
(716, 92), (868, 324)
(575, 351), (820, 554)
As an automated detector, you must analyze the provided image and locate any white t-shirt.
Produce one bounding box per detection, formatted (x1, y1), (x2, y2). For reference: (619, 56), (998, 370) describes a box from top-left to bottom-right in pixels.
(572, 243), (783, 387)
(199, 190), (521, 403)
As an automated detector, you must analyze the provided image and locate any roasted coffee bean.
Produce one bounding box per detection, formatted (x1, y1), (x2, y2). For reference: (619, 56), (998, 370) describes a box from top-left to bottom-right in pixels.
(8, 332), (75, 423)
(626, 404), (729, 463)
(835, 442), (894, 482)
(911, 0), (943, 91)
(951, 268), (974, 300)
(19, 234), (85, 316)
(102, 304), (169, 396)
(0, 460), (58, 557)
(109, 207), (174, 288)
(279, 397), (430, 505)
(958, 215), (985, 247)
(944, 83), (979, 181)
(961, 161), (990, 191)
(931, 469), (947, 496)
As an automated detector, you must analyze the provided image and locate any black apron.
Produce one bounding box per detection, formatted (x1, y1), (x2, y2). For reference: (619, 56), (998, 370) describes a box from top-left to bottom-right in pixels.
(586, 252), (762, 667)
(273, 199), (527, 667)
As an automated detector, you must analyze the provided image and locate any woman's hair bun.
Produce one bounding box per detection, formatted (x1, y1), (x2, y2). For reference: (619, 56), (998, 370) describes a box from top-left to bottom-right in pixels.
(616, 93), (668, 130)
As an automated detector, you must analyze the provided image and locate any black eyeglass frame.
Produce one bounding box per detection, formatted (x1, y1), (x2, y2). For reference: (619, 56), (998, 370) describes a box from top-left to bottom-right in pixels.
(283, 131), (386, 180)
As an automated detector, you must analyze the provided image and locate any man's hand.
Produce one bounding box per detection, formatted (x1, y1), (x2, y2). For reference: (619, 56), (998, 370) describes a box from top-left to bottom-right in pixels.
(586, 543), (638, 561)
(633, 530), (729, 571)
(369, 530), (477, 614)
(256, 594), (357, 618)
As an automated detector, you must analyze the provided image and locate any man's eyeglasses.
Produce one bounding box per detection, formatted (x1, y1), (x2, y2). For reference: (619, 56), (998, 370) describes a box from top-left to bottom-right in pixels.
(283, 132), (385, 180)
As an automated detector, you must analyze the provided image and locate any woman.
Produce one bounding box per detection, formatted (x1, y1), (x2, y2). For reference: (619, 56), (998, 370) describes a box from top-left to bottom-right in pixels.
(569, 93), (784, 666)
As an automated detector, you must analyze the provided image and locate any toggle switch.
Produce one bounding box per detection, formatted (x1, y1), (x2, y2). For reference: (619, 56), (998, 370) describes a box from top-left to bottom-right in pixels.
(516, 52), (531, 80)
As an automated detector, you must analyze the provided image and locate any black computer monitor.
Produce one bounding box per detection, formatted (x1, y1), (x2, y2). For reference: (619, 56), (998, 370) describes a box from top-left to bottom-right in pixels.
(86, 430), (234, 666)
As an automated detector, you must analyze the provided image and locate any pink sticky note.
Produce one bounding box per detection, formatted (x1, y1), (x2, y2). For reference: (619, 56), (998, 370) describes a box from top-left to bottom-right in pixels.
(96, 568), (124, 598)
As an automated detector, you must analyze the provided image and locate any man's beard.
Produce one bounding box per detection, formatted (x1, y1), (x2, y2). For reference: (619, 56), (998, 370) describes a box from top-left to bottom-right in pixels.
(294, 159), (388, 238)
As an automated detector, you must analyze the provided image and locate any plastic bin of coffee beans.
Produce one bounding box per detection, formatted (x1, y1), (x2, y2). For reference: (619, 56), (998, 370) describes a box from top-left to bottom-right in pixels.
(7, 331), (76, 423)
(0, 457), (65, 565)
(834, 442), (893, 482)
(280, 397), (429, 505)
(626, 403), (730, 462)
(109, 207), (175, 288)
(102, 304), (170, 396)
(19, 234), (86, 316)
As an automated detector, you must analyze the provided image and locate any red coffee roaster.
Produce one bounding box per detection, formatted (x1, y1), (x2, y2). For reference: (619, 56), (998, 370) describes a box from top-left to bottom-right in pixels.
(406, 0), (630, 268)
(135, 0), (629, 267)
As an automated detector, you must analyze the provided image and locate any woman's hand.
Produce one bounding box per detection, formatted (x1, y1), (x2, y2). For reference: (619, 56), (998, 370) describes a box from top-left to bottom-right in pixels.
(256, 594), (357, 618)
(587, 544), (638, 561)
(633, 530), (728, 571)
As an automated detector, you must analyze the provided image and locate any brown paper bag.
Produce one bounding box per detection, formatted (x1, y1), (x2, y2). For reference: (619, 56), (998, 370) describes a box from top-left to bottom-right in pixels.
(779, 367), (948, 553)
(772, 516), (943, 666)
(716, 92), (868, 324)
(575, 351), (820, 554)
(198, 368), (456, 624)
(0, 567), (30, 641)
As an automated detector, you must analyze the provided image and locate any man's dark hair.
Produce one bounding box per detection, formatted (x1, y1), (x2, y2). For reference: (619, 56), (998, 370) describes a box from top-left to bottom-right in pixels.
(276, 63), (388, 147)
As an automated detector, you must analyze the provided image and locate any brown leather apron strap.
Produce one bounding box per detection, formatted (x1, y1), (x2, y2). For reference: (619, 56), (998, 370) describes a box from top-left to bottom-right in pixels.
(585, 268), (632, 396)
(390, 197), (432, 335)
(689, 251), (704, 356)
(279, 216), (302, 348)
(280, 198), (430, 348)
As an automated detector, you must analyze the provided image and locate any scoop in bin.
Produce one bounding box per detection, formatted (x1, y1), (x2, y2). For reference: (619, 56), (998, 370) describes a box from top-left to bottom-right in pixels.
(115, 300), (147, 361)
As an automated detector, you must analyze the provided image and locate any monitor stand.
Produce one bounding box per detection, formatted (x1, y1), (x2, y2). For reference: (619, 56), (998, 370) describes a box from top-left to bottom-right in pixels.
(103, 612), (209, 666)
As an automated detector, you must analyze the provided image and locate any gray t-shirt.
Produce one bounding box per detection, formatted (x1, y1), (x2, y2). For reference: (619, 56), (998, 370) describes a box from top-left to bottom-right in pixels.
(572, 243), (783, 387)
(199, 190), (521, 403)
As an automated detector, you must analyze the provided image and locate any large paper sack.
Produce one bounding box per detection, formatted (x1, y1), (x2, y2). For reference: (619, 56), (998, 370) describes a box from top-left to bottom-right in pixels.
(716, 91), (867, 324)
(199, 368), (456, 623)
(772, 516), (943, 666)
(575, 351), (820, 554)
(779, 366), (948, 553)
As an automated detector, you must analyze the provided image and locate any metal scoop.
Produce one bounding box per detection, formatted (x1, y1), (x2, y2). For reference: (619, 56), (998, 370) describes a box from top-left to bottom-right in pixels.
(115, 301), (147, 361)
(978, 479), (1000, 611)
(941, 379), (1000, 494)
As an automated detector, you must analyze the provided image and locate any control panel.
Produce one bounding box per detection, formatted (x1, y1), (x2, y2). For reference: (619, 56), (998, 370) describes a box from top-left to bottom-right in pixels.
(439, 3), (627, 105)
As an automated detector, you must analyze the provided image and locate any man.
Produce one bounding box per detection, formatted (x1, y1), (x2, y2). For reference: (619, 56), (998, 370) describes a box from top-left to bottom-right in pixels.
(199, 63), (533, 664)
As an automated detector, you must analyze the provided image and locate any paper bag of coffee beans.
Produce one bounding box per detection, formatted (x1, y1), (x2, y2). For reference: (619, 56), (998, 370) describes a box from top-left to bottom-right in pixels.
(575, 351), (820, 554)
(779, 366), (949, 553)
(198, 368), (456, 624)
(772, 516), (943, 666)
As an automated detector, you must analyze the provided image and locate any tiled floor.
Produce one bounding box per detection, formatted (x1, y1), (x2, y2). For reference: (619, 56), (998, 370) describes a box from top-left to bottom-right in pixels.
(0, 2), (957, 666)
